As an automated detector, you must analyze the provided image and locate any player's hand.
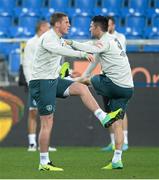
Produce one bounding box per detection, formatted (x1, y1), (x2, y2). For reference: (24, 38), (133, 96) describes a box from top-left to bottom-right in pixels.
(83, 53), (95, 62)
(65, 40), (73, 46)
(73, 76), (91, 86)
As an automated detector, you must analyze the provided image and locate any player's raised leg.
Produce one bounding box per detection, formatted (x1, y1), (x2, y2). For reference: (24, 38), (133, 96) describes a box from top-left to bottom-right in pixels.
(68, 82), (122, 128)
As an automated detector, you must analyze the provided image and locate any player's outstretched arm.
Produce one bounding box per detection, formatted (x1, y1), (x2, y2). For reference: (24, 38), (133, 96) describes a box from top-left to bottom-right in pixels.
(66, 40), (105, 54)
(42, 38), (95, 62)
(73, 76), (91, 86)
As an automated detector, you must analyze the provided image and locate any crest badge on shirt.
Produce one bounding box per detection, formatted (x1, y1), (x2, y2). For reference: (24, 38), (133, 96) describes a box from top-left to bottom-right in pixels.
(46, 105), (53, 112)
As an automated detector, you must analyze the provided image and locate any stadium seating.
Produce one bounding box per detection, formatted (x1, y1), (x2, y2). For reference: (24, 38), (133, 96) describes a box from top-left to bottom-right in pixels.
(147, 0), (159, 17)
(0, 43), (12, 59)
(16, 15), (38, 37)
(19, 0), (44, 17)
(144, 26), (159, 39)
(22, 0), (43, 9)
(0, 16), (12, 28)
(94, 0), (122, 16)
(121, 0), (149, 18)
(8, 49), (21, 76)
(0, 0), (156, 41)
(9, 26), (35, 38)
(19, 16), (38, 27)
(9, 26), (23, 38)
(153, 0), (159, 7)
(0, 42), (20, 59)
(125, 16), (146, 38)
(71, 16), (91, 29)
(102, 0), (122, 15)
(40, 7), (50, 21)
(0, 0), (158, 59)
(69, 0), (96, 16)
(48, 0), (69, 12)
(111, 16), (121, 28)
(68, 28), (90, 39)
(0, 0), (15, 16)
(0, 16), (12, 38)
(15, 8), (41, 17)
(128, 0), (148, 16)
(41, 0), (70, 20)
(69, 15), (91, 39)
(0, 29), (8, 38)
(152, 16), (159, 28)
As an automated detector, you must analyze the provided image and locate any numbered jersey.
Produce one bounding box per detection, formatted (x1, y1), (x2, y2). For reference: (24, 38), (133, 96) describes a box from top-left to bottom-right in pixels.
(112, 31), (126, 52)
(98, 33), (133, 88)
(71, 32), (133, 88)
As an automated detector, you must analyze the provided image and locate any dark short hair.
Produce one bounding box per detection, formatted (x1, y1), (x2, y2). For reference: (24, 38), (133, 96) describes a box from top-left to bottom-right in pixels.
(92, 15), (108, 32)
(50, 12), (67, 26)
(35, 21), (49, 33)
(107, 16), (115, 24)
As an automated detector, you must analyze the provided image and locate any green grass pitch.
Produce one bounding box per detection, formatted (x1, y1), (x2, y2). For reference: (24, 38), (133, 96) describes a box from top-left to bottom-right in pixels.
(0, 147), (159, 179)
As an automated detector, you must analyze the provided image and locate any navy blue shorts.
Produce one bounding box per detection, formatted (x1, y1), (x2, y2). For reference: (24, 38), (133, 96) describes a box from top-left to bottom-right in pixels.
(28, 91), (37, 109)
(91, 74), (134, 118)
(56, 77), (73, 98)
(29, 78), (74, 115)
(29, 79), (58, 115)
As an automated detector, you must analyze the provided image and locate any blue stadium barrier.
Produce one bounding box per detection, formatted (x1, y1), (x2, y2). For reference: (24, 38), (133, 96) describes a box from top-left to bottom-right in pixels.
(143, 45), (159, 52)
(127, 45), (141, 52)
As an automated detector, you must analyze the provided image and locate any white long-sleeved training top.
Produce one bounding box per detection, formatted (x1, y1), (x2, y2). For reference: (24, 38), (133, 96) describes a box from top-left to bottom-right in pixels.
(112, 31), (126, 52)
(22, 35), (39, 84)
(31, 29), (87, 80)
(72, 33), (134, 88)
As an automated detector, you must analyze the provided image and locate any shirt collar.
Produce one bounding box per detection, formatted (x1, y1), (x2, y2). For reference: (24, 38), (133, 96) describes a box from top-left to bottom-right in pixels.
(50, 28), (62, 40)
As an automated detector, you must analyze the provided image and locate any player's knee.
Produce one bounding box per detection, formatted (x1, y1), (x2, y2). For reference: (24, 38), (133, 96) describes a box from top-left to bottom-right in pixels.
(40, 114), (53, 129)
(70, 82), (89, 96)
(29, 109), (38, 119)
(77, 83), (89, 96)
(113, 120), (123, 129)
